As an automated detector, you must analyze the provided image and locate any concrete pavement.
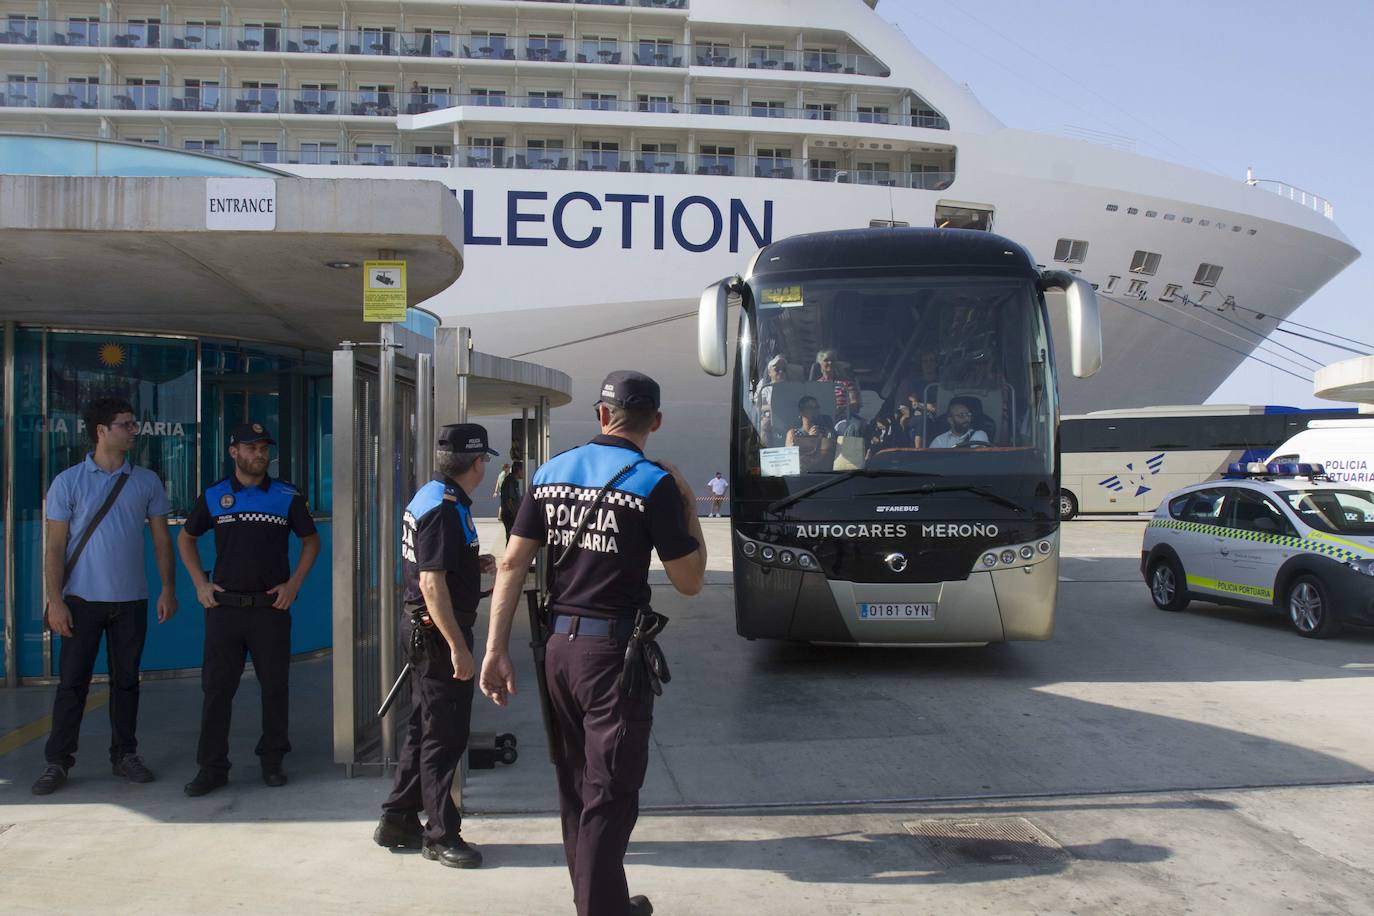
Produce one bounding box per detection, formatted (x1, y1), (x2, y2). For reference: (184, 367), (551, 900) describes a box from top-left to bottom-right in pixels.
(2, 518), (1373, 915)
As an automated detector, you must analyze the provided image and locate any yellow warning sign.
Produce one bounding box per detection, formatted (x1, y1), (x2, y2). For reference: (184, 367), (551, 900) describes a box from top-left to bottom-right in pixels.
(363, 260), (408, 322)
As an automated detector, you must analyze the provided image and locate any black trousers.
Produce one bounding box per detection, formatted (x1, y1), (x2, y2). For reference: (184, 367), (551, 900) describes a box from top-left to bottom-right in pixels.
(382, 617), (475, 843)
(545, 628), (655, 916)
(44, 597), (149, 768)
(196, 605), (292, 773)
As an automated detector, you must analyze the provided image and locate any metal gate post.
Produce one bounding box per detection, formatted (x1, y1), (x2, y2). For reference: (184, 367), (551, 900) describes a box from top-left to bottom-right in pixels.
(3, 321), (16, 687)
(416, 353), (433, 483)
(378, 323), (398, 768)
(331, 343), (358, 774)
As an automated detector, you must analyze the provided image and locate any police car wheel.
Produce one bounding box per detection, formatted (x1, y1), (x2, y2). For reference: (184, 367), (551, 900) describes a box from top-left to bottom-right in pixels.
(1148, 557), (1189, 612)
(1059, 490), (1078, 521)
(1286, 574), (1342, 639)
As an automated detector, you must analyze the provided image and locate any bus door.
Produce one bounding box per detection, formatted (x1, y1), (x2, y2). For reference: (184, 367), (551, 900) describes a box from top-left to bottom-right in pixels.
(1214, 487), (1297, 602)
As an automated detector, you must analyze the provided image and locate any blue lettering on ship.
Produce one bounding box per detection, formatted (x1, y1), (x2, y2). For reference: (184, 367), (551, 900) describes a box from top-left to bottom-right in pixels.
(460, 189), (773, 253)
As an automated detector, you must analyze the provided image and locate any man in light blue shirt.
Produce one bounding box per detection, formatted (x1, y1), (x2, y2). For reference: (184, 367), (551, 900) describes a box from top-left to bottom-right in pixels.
(32, 397), (177, 796)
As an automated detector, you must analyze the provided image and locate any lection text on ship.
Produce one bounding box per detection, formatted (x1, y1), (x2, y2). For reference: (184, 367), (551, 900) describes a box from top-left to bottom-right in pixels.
(457, 189), (773, 253)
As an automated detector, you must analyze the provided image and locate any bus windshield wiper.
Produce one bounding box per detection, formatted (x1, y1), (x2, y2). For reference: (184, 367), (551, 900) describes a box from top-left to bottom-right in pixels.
(766, 470), (932, 516)
(868, 483), (1027, 514)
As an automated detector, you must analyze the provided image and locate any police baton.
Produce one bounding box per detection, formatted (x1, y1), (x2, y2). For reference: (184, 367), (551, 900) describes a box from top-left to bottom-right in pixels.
(526, 588), (561, 764)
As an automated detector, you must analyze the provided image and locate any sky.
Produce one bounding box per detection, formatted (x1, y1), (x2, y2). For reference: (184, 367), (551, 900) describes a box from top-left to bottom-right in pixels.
(877, 0), (1373, 408)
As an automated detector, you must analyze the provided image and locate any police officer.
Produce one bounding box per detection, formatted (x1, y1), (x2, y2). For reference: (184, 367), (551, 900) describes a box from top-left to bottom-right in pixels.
(374, 423), (497, 869)
(178, 423), (320, 796)
(481, 371), (707, 916)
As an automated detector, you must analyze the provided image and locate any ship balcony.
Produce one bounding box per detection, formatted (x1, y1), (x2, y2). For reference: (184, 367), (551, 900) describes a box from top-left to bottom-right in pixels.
(0, 21), (888, 79)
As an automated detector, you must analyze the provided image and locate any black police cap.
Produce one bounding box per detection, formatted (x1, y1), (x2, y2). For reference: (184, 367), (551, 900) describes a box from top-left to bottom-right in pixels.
(437, 423), (498, 456)
(597, 370), (661, 411)
(229, 422), (275, 446)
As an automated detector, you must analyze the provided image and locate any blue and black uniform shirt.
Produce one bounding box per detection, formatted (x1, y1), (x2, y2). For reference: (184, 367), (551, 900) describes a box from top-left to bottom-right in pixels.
(511, 434), (698, 620)
(184, 476), (317, 593)
(402, 475), (481, 626)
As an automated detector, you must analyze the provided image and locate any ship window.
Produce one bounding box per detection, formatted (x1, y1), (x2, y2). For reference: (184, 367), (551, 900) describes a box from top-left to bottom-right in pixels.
(694, 41), (733, 66)
(355, 142), (392, 166)
(1105, 204), (1119, 212)
(1164, 213), (1176, 221)
(1194, 263), (1223, 287)
(748, 43), (785, 68)
(807, 158), (839, 182)
(857, 105), (891, 125)
(1216, 222), (1227, 229)
(1232, 225), (1243, 232)
(750, 99), (786, 118)
(934, 204), (993, 232)
(855, 160), (893, 186)
(580, 92), (618, 111)
(870, 219), (910, 228)
(1128, 279), (1148, 297)
(1126, 207), (1139, 215)
(299, 141), (339, 165)
(183, 138), (221, 153)
(1054, 238), (1089, 264)
(1198, 219), (1211, 227)
(1248, 229), (1258, 236)
(580, 140), (620, 171)
(637, 93), (674, 113)
(1182, 216), (1194, 224)
(1145, 210), (1158, 218)
(1129, 250), (1161, 275)
(699, 145), (736, 176)
(695, 97), (731, 115)
(241, 140), (280, 164)
(1160, 283), (1182, 302)
(184, 20), (222, 50)
(1105, 275), (1120, 292)
(527, 90), (565, 110)
(803, 102), (837, 121)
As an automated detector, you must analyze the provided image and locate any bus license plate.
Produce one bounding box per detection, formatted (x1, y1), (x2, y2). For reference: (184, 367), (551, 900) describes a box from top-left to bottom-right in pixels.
(858, 603), (935, 621)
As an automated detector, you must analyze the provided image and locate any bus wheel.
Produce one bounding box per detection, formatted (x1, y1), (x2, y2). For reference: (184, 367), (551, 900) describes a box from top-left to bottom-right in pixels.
(1148, 556), (1189, 612)
(1286, 574), (1342, 639)
(1058, 490), (1078, 521)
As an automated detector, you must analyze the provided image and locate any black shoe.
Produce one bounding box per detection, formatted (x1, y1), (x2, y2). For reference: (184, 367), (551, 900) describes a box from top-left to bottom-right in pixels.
(183, 769), (228, 797)
(374, 814), (424, 849)
(31, 764), (68, 796)
(422, 836), (483, 869)
(629, 895), (654, 915)
(112, 753), (156, 784)
(261, 765), (288, 788)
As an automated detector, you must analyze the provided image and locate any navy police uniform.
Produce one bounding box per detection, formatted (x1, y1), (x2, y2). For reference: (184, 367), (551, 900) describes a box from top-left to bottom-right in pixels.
(182, 423), (316, 781)
(510, 371), (698, 916)
(378, 423), (496, 864)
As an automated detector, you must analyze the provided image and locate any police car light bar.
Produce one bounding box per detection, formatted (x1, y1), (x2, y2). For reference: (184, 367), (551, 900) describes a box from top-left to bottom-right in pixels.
(1226, 461), (1328, 479)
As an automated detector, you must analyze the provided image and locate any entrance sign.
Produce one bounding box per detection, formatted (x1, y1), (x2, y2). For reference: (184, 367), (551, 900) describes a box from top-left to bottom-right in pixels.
(205, 178), (276, 230)
(363, 260), (408, 322)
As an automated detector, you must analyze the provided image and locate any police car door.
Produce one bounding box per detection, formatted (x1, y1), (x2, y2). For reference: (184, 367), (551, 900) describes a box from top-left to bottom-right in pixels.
(1172, 487), (1228, 596)
(1214, 487), (1298, 603)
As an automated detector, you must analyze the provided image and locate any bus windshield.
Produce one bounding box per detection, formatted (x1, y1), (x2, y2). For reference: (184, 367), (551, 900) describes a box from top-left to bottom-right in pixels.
(1278, 489), (1374, 535)
(740, 273), (1054, 479)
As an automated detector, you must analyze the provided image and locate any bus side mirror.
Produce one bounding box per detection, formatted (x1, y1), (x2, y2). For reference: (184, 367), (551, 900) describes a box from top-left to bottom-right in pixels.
(698, 278), (731, 377)
(1042, 271), (1103, 379)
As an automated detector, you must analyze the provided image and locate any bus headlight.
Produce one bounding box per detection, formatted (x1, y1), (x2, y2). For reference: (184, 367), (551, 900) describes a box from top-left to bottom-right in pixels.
(971, 535), (1057, 573)
(760, 546), (775, 563)
(798, 554), (815, 570)
(779, 550), (795, 566)
(742, 541), (757, 558)
(738, 534), (820, 572)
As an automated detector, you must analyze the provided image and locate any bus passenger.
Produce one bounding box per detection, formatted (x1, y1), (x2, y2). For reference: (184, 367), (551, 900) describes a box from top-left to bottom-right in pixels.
(787, 396), (835, 471)
(813, 349), (861, 417)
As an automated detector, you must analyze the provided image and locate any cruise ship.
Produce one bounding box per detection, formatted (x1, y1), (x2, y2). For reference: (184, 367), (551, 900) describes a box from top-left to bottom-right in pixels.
(1, 0), (1359, 477)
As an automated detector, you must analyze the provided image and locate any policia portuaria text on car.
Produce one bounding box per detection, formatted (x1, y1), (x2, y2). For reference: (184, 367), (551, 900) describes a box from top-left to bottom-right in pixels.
(374, 424), (498, 868)
(178, 423), (321, 796)
(483, 370), (707, 916)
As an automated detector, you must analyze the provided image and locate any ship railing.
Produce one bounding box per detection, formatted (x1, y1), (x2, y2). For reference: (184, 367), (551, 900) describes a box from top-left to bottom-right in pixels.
(488, 0), (687, 7)
(1245, 173), (1335, 220)
(1, 20), (903, 79)
(196, 146), (454, 168)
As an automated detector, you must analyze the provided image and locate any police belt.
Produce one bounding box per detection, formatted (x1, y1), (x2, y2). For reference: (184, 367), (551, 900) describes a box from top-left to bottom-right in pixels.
(403, 601), (477, 629)
(217, 591), (277, 608)
(551, 613), (635, 639)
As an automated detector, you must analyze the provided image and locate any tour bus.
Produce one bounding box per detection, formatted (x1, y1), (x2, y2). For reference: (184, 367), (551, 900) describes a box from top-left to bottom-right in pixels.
(1059, 405), (1361, 520)
(697, 227), (1102, 645)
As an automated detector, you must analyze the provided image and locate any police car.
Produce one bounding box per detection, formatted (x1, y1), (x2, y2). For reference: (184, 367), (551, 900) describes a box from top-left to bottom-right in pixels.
(1141, 463), (1374, 638)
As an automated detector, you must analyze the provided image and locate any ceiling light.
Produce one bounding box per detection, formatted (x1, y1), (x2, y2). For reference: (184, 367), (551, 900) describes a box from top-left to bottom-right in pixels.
(326, 261), (357, 269)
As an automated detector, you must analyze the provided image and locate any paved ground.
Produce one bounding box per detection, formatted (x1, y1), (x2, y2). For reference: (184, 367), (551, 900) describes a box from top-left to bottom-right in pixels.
(2, 518), (1373, 915)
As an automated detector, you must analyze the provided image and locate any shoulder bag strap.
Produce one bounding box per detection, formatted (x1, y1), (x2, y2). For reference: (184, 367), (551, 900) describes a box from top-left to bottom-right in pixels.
(62, 471), (130, 585)
(553, 458), (648, 570)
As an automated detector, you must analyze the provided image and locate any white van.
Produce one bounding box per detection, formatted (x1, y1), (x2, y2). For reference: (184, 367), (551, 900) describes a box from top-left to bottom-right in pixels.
(1269, 419), (1374, 484)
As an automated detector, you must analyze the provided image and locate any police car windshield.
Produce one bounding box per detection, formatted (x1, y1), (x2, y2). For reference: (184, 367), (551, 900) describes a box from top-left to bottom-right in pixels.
(1278, 489), (1374, 535)
(741, 274), (1054, 478)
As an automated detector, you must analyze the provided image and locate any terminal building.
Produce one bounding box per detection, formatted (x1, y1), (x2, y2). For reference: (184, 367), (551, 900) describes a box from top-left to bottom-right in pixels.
(0, 132), (568, 747)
